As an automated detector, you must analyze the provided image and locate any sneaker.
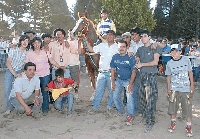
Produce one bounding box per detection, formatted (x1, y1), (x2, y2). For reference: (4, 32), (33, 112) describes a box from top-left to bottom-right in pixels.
(74, 93), (80, 102)
(144, 123), (154, 133)
(43, 112), (48, 116)
(168, 121), (176, 133)
(3, 110), (11, 118)
(66, 113), (72, 118)
(88, 108), (96, 114)
(126, 115), (133, 126)
(186, 125), (193, 137)
(90, 94), (94, 101)
(106, 108), (112, 115)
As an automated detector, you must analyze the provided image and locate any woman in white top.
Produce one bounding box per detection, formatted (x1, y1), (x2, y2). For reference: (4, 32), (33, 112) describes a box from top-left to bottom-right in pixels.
(4, 35), (30, 117)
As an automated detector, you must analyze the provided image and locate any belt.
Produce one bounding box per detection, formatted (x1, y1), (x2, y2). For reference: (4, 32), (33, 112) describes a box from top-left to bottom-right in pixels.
(99, 70), (110, 73)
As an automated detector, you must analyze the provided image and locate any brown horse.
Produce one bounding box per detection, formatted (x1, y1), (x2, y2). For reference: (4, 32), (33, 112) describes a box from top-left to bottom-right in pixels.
(72, 11), (100, 100)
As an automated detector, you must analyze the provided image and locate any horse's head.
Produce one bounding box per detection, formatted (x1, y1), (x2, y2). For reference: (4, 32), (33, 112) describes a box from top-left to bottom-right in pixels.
(72, 11), (90, 38)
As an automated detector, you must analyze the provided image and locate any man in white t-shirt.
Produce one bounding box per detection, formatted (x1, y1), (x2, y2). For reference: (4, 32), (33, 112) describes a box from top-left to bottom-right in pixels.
(86, 30), (119, 114)
(8, 62), (43, 118)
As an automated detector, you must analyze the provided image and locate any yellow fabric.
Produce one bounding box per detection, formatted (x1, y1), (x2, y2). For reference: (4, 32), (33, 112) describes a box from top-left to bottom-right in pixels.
(52, 87), (72, 101)
(110, 23), (116, 33)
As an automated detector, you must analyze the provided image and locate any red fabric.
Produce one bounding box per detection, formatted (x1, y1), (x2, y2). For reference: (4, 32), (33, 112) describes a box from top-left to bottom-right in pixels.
(47, 78), (74, 97)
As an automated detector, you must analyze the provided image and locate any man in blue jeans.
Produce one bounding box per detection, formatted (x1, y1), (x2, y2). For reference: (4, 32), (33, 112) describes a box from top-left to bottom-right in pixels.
(9, 62), (43, 118)
(110, 39), (136, 125)
(87, 30), (119, 114)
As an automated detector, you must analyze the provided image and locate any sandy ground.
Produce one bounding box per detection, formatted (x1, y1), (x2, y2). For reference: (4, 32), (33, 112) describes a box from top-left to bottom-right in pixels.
(0, 70), (200, 139)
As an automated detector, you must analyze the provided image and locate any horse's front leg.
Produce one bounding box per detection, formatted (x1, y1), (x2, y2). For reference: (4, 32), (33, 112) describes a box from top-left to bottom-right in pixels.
(88, 70), (96, 100)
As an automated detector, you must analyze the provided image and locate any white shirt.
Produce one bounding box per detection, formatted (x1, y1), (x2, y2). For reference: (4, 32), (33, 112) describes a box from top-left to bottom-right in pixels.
(8, 47), (27, 71)
(12, 37), (19, 45)
(0, 41), (7, 48)
(93, 42), (118, 71)
(132, 40), (143, 55)
(132, 39), (155, 55)
(9, 74), (40, 99)
(68, 38), (80, 65)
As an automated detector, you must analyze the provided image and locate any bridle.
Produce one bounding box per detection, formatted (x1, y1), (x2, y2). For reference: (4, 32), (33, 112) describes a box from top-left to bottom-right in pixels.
(73, 16), (90, 37)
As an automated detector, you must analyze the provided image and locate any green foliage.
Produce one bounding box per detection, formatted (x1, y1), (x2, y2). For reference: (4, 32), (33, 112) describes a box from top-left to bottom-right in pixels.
(153, 0), (200, 40)
(95, 0), (156, 34)
(73, 0), (155, 34)
(29, 0), (52, 33)
(1, 0), (29, 33)
(0, 20), (11, 37)
(73, 0), (101, 22)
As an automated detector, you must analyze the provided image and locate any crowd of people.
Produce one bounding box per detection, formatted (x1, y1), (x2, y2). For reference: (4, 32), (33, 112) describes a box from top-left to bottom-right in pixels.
(1, 8), (199, 137)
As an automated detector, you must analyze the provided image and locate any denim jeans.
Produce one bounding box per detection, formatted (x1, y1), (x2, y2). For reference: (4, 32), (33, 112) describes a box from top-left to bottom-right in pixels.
(4, 69), (21, 111)
(10, 94), (43, 115)
(192, 66), (200, 82)
(92, 72), (113, 110)
(123, 87), (127, 105)
(51, 68), (70, 80)
(39, 74), (51, 113)
(54, 93), (74, 115)
(132, 83), (140, 113)
(113, 78), (135, 117)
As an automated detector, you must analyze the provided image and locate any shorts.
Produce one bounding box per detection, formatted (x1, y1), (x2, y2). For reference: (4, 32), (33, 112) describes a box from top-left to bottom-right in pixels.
(168, 91), (193, 118)
(69, 65), (80, 83)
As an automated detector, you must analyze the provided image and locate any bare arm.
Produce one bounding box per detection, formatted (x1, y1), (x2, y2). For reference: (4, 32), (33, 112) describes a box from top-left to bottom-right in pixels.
(49, 57), (60, 68)
(65, 40), (70, 48)
(136, 53), (160, 68)
(129, 70), (137, 85)
(188, 70), (194, 94)
(110, 68), (116, 90)
(166, 75), (171, 96)
(34, 89), (40, 106)
(6, 57), (20, 77)
(127, 70), (137, 93)
(135, 57), (140, 64)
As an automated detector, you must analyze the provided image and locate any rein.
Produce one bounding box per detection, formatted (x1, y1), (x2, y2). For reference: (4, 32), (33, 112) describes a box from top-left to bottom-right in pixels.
(83, 39), (99, 70)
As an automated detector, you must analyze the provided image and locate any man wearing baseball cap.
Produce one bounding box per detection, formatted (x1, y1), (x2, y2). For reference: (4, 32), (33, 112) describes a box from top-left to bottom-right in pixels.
(165, 43), (194, 137)
(96, 9), (116, 42)
(86, 29), (119, 114)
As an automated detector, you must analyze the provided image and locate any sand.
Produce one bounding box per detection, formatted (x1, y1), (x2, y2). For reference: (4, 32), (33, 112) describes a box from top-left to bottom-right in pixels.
(0, 71), (200, 139)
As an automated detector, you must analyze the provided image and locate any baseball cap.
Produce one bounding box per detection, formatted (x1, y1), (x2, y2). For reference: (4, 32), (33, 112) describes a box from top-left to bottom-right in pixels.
(106, 30), (116, 35)
(24, 30), (36, 35)
(170, 44), (181, 51)
(122, 32), (131, 37)
(101, 9), (109, 14)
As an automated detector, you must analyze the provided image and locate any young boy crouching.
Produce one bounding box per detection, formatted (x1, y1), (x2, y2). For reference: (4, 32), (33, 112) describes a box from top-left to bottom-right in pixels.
(46, 68), (77, 116)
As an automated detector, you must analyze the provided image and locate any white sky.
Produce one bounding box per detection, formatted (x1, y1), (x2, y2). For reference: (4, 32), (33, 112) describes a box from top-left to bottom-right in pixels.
(66, 0), (76, 9)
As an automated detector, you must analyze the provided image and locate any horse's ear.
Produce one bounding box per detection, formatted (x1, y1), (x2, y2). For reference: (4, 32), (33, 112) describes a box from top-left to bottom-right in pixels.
(78, 12), (81, 18)
(85, 11), (88, 18)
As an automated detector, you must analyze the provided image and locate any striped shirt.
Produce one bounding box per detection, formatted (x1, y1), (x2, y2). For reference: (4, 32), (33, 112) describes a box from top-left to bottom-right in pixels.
(8, 47), (27, 71)
(97, 18), (116, 36)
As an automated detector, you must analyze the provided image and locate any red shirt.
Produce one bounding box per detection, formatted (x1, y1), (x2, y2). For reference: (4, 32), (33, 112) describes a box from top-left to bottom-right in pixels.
(47, 78), (74, 97)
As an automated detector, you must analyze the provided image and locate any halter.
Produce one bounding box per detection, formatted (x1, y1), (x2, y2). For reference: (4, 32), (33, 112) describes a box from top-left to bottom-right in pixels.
(73, 16), (90, 37)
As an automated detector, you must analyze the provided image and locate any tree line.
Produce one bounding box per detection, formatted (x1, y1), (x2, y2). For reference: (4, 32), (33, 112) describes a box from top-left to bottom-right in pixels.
(0, 0), (199, 41)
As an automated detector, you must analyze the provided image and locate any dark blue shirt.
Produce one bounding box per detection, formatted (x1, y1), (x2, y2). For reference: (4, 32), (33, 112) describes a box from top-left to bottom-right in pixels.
(110, 53), (136, 80)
